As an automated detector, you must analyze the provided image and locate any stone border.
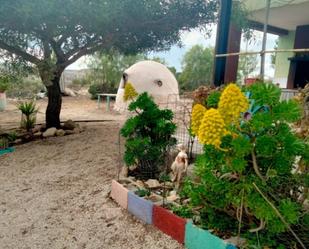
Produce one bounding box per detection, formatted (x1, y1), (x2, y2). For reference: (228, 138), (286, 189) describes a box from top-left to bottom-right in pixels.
(110, 180), (237, 249)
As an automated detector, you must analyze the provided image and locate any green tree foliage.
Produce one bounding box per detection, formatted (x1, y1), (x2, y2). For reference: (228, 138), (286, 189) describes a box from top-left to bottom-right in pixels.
(179, 45), (214, 91)
(6, 76), (44, 99)
(0, 56), (35, 93)
(237, 54), (258, 83)
(231, 1), (253, 40)
(87, 51), (147, 98)
(182, 83), (309, 247)
(0, 0), (217, 128)
(120, 93), (176, 179)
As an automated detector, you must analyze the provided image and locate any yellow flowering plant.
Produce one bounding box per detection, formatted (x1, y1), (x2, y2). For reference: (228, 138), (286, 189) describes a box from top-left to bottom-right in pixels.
(123, 82), (138, 102)
(218, 83), (249, 125)
(197, 108), (227, 148)
(191, 103), (207, 136)
(184, 82), (308, 248)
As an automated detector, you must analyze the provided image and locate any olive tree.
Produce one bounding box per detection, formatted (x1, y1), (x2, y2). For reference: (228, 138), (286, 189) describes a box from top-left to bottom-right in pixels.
(0, 0), (217, 128)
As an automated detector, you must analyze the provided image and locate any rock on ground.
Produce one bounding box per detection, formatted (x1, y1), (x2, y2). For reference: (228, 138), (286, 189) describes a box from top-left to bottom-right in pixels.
(55, 129), (65, 137)
(63, 119), (77, 130)
(43, 127), (57, 137)
(0, 123), (183, 249)
(63, 88), (76, 97)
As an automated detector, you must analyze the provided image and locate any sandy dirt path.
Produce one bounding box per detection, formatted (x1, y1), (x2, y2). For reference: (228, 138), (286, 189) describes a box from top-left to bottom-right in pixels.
(0, 96), (124, 129)
(0, 123), (183, 249)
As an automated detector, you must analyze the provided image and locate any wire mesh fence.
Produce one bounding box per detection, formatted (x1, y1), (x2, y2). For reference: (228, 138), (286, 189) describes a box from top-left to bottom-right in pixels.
(160, 93), (204, 160)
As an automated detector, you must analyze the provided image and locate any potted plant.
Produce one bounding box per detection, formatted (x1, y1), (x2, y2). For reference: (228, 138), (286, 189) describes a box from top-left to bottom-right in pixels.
(0, 75), (9, 111)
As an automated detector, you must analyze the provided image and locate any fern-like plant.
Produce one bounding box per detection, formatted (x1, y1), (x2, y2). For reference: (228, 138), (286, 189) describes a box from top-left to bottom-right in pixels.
(18, 101), (38, 131)
(121, 92), (177, 179)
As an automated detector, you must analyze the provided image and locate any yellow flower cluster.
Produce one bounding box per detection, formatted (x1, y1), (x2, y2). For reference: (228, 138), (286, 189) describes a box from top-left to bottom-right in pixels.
(218, 83), (249, 125)
(198, 108), (227, 147)
(191, 104), (207, 136)
(123, 82), (138, 102)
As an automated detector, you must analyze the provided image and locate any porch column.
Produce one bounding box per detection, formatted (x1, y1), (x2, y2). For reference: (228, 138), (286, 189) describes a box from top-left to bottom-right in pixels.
(224, 24), (242, 83)
(213, 0), (232, 86)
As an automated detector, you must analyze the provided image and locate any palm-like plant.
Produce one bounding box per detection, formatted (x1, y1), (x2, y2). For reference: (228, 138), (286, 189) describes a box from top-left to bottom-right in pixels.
(18, 101), (38, 131)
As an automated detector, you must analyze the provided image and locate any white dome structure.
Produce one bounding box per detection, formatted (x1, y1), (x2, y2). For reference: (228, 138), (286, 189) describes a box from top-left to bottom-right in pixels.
(114, 60), (179, 112)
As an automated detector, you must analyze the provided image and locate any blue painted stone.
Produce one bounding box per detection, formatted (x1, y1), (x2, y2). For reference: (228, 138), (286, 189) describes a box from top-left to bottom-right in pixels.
(128, 191), (153, 224)
(185, 221), (226, 249)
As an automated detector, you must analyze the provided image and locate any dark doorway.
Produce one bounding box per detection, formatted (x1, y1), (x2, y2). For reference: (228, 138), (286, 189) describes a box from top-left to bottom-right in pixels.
(294, 59), (309, 88)
(288, 55), (309, 89)
(287, 25), (309, 89)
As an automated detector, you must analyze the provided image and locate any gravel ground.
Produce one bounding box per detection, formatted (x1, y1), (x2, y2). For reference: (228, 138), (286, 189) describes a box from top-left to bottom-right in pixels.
(0, 122), (183, 249)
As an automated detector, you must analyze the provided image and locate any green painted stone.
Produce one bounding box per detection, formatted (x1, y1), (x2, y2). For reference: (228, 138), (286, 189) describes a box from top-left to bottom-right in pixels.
(0, 147), (15, 156)
(185, 221), (227, 249)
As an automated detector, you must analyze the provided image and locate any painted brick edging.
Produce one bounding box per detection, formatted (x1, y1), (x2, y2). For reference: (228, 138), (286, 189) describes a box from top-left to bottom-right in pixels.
(110, 181), (237, 249)
(128, 191), (153, 224)
(185, 221), (227, 249)
(0, 147), (15, 156)
(153, 205), (186, 244)
(110, 180), (128, 209)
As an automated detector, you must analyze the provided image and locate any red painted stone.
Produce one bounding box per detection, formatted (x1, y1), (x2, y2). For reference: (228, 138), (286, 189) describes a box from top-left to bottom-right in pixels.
(153, 205), (186, 244)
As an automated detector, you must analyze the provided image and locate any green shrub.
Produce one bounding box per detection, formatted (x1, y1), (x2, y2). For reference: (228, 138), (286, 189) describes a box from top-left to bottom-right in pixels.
(71, 78), (89, 90)
(120, 92), (177, 179)
(0, 75), (10, 92)
(88, 82), (117, 99)
(6, 76), (44, 98)
(205, 90), (221, 108)
(0, 137), (9, 150)
(135, 188), (151, 197)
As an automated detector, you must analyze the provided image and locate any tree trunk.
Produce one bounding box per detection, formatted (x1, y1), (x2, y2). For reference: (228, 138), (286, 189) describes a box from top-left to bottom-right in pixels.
(46, 75), (62, 128)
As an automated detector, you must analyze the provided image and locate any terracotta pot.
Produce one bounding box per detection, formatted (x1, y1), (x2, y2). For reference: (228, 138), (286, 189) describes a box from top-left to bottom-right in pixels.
(244, 78), (258, 86)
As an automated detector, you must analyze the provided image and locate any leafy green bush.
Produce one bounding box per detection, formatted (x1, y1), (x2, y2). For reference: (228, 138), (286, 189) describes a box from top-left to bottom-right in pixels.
(18, 101), (38, 131)
(88, 82), (117, 99)
(6, 76), (44, 98)
(71, 78), (89, 90)
(205, 90), (221, 108)
(120, 92), (177, 179)
(135, 188), (151, 197)
(182, 83), (309, 248)
(0, 137), (9, 150)
(0, 75), (10, 92)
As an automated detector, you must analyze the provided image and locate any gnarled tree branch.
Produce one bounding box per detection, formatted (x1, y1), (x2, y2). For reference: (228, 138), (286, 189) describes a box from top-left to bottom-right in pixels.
(0, 40), (41, 65)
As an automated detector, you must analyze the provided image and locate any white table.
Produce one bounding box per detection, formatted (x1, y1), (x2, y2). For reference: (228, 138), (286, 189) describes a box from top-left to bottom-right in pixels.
(97, 93), (117, 111)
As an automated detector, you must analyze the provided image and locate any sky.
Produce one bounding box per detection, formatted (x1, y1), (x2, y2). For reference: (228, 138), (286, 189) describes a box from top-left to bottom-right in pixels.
(68, 25), (278, 78)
